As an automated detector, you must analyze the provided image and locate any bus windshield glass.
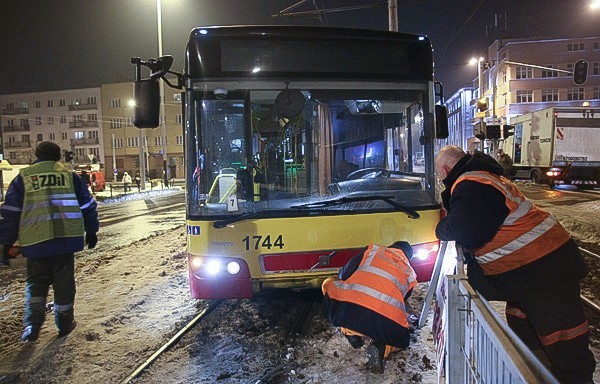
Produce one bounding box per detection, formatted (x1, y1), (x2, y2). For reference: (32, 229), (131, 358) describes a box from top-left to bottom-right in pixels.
(186, 82), (439, 217)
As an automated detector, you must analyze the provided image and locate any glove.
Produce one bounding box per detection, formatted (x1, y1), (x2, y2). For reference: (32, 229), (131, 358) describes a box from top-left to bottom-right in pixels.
(0, 244), (9, 267)
(85, 233), (98, 249)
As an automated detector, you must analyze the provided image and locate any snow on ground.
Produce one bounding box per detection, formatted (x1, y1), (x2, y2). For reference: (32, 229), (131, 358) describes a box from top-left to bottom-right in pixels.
(0, 182), (599, 383)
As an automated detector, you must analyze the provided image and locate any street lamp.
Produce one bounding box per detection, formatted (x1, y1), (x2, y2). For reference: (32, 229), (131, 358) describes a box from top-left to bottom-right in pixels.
(157, 0), (168, 186)
(591, 0), (600, 10)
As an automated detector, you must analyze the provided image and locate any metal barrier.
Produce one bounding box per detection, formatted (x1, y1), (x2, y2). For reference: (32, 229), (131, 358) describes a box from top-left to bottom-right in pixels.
(445, 275), (559, 384)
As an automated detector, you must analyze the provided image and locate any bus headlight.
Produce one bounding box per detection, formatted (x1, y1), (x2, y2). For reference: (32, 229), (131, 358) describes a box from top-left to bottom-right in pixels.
(226, 261), (241, 275)
(206, 260), (221, 276)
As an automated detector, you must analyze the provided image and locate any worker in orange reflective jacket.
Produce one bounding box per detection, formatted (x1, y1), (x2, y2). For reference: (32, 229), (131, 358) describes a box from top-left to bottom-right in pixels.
(321, 241), (417, 374)
(435, 145), (595, 384)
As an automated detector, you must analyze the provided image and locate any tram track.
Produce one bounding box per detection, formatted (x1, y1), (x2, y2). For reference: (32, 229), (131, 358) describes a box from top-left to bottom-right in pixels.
(119, 300), (222, 384)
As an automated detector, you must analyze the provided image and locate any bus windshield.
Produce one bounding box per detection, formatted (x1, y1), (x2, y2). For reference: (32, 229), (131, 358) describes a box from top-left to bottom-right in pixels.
(186, 82), (439, 217)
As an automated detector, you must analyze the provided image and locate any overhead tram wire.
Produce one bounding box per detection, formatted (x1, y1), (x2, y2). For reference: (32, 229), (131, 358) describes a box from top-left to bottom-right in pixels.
(436, 0), (486, 66)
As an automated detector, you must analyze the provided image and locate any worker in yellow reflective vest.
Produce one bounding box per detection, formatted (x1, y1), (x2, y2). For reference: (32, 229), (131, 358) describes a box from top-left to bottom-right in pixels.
(321, 241), (417, 374)
(0, 141), (99, 342)
(435, 145), (595, 384)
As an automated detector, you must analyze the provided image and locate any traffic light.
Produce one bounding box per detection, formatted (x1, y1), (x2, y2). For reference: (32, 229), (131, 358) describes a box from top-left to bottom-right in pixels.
(473, 121), (486, 140)
(502, 125), (515, 139)
(64, 150), (74, 162)
(573, 59), (588, 85)
(485, 125), (501, 140)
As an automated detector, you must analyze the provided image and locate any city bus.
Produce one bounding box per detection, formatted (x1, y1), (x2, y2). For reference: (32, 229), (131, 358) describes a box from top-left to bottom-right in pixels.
(131, 25), (449, 299)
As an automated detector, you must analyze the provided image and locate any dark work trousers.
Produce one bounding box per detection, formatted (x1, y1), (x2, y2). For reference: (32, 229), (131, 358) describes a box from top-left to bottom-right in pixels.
(506, 283), (596, 384)
(25, 253), (76, 332)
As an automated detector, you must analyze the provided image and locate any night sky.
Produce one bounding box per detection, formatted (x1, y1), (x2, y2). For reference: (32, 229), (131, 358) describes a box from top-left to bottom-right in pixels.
(0, 0), (597, 96)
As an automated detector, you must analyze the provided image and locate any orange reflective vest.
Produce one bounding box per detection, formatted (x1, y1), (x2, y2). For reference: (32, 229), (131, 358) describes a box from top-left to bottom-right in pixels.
(323, 243), (417, 328)
(451, 171), (571, 275)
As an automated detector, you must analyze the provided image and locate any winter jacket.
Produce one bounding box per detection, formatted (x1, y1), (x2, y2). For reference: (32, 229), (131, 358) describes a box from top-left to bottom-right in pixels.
(0, 161), (99, 258)
(435, 152), (587, 301)
(321, 244), (416, 347)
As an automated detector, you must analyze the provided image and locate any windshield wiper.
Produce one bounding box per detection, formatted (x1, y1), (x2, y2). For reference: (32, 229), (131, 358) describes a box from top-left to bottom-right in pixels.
(290, 195), (420, 219)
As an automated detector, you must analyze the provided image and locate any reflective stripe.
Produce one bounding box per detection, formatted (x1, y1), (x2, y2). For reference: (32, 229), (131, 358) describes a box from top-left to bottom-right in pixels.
(477, 216), (558, 265)
(332, 280), (407, 313)
(1, 204), (22, 212)
(28, 296), (46, 304)
(54, 302), (74, 313)
(49, 193), (78, 199)
(26, 199), (79, 210)
(504, 199), (533, 225)
(539, 321), (589, 346)
(80, 198), (95, 210)
(21, 212), (83, 227)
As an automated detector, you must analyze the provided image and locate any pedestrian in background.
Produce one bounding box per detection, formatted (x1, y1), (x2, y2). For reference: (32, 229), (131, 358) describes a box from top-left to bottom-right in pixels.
(321, 241), (417, 374)
(0, 141), (99, 342)
(80, 170), (92, 193)
(434, 145), (595, 383)
(122, 171), (132, 192)
(497, 148), (513, 178)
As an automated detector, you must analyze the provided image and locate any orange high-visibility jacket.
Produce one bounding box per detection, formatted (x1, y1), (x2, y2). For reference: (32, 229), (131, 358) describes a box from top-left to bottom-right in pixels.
(323, 243), (417, 328)
(451, 171), (571, 275)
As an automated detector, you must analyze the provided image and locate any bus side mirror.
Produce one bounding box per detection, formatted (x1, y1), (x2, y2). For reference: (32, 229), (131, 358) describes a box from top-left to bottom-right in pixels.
(133, 79), (160, 128)
(435, 104), (449, 139)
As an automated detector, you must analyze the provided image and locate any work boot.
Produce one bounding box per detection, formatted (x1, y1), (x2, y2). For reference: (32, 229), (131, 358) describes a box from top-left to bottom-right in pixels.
(57, 321), (77, 337)
(21, 325), (41, 342)
(366, 341), (385, 374)
(346, 335), (364, 349)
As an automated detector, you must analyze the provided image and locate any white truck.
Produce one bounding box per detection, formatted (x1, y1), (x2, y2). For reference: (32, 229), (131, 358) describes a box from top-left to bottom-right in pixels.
(505, 107), (600, 187)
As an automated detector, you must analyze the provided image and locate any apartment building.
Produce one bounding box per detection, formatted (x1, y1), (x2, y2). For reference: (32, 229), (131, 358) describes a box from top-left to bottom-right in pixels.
(445, 35), (600, 151)
(480, 36), (600, 121)
(101, 82), (184, 182)
(0, 88), (103, 165)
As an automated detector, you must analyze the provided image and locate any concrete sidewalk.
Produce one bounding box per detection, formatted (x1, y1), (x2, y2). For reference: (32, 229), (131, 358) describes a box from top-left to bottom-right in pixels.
(94, 180), (183, 202)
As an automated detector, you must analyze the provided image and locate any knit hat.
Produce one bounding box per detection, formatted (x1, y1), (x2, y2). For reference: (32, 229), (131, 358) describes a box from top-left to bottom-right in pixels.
(35, 141), (62, 161)
(389, 241), (413, 260)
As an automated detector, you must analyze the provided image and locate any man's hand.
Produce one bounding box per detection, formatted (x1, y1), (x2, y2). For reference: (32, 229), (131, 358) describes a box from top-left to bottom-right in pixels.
(85, 233), (98, 249)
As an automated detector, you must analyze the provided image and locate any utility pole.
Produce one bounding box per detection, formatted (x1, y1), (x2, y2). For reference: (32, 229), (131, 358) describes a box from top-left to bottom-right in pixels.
(388, 0), (398, 32)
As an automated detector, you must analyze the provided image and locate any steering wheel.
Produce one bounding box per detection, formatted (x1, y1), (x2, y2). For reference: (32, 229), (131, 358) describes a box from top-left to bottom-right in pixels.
(346, 167), (391, 180)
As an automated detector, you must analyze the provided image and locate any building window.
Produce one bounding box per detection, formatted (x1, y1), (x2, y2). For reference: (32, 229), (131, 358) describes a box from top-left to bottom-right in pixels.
(541, 89), (559, 102)
(47, 116), (54, 124)
(113, 138), (123, 148)
(127, 137), (139, 147)
(87, 96), (97, 105)
(593, 62), (600, 76)
(59, 99), (66, 107)
(175, 114), (182, 124)
(567, 87), (585, 101)
(49, 133), (56, 141)
(593, 87), (600, 99)
(35, 101), (41, 108)
(4, 102), (14, 110)
(37, 133), (43, 141)
(125, 117), (133, 126)
(567, 42), (585, 51)
(60, 115), (67, 124)
(155, 136), (163, 146)
(515, 66), (533, 79)
(110, 98), (121, 108)
(516, 90), (533, 103)
(541, 65), (558, 78)
(88, 113), (97, 122)
(110, 118), (122, 128)
(36, 117), (42, 125)
(176, 135), (183, 145)
(47, 99), (53, 108)
(62, 132), (68, 140)
(74, 131), (84, 139)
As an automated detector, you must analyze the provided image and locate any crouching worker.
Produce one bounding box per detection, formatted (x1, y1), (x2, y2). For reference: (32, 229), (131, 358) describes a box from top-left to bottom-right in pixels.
(321, 241), (417, 374)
